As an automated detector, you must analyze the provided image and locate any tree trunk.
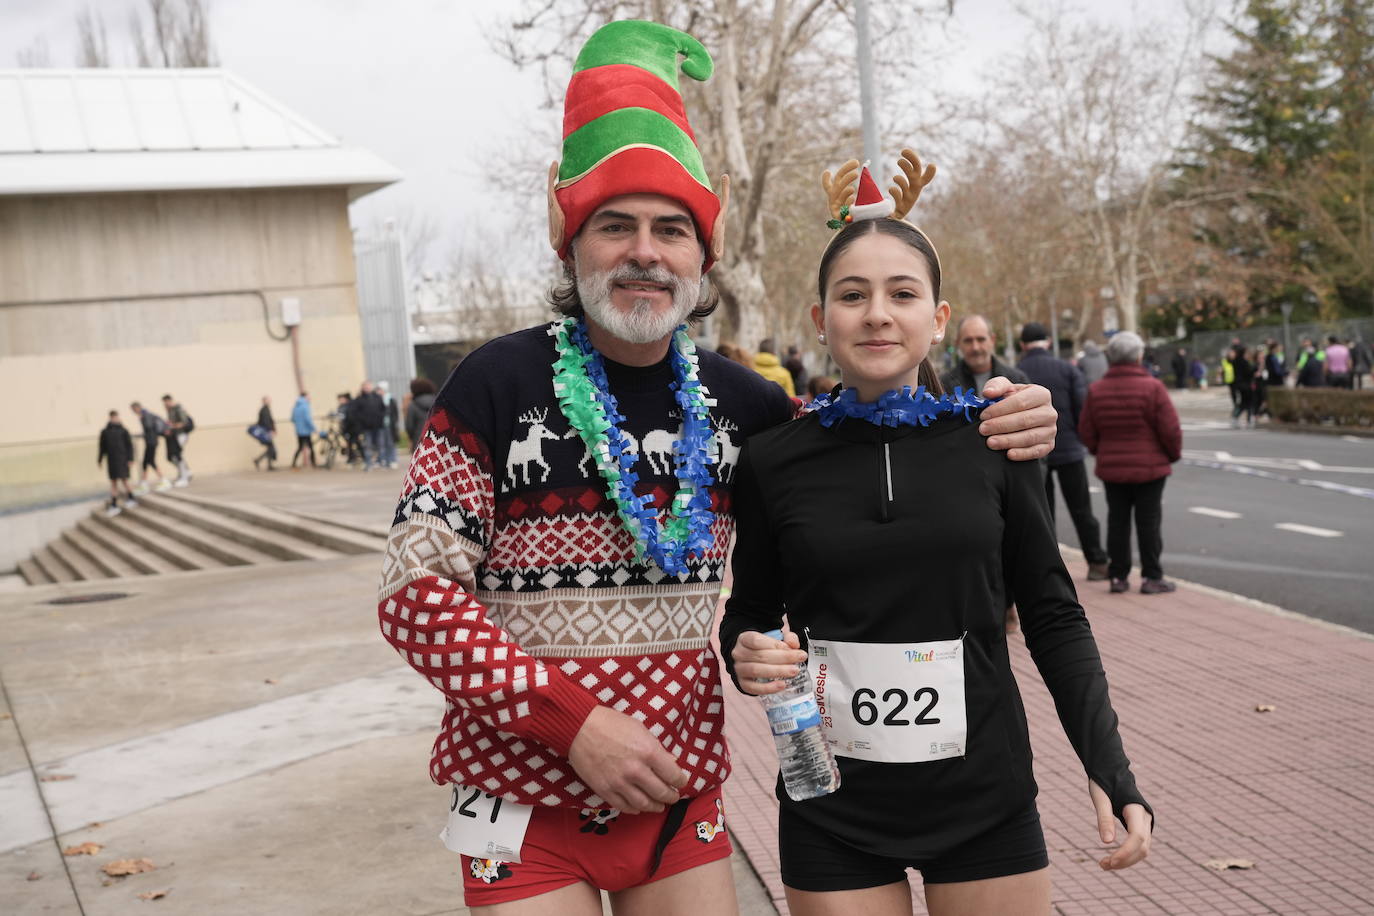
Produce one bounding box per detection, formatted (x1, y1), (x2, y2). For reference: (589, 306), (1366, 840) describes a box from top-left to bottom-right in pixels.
(712, 259), (768, 349)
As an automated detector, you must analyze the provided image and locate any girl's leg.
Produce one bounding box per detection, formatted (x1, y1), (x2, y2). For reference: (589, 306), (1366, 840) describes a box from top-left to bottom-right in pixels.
(786, 880), (913, 916)
(924, 867), (1050, 916)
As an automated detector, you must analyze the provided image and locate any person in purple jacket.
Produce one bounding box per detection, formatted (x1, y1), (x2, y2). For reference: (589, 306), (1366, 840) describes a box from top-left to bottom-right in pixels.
(1079, 331), (1183, 595)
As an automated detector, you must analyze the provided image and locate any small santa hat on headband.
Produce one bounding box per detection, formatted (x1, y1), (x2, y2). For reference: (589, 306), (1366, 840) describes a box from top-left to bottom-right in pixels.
(847, 163), (894, 221)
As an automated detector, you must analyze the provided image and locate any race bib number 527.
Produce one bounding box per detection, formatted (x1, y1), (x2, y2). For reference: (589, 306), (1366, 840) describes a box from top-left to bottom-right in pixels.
(439, 785), (533, 863)
(810, 636), (967, 764)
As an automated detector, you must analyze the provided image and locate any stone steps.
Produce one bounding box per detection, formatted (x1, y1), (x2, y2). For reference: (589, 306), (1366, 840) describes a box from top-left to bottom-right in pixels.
(16, 490), (387, 586)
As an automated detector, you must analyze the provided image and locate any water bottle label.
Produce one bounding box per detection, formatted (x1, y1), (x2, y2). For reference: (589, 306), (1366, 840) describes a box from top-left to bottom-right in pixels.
(766, 695), (822, 735)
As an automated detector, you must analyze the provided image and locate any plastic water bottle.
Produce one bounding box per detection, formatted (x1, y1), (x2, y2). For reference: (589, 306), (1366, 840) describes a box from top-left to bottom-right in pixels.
(758, 629), (841, 801)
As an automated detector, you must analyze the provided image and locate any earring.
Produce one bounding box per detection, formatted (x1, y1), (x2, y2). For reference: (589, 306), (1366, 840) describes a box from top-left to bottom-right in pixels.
(817, 333), (827, 344)
(933, 333), (943, 343)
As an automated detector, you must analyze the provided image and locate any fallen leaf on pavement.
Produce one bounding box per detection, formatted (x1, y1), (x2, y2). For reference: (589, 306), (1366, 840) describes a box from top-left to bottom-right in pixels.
(263, 678), (277, 685)
(1254, 704), (1276, 713)
(102, 858), (157, 877)
(1202, 857), (1254, 871)
(39, 773), (75, 782)
(136, 889), (170, 900)
(1, 712), (12, 720)
(88, 821), (104, 829)
(63, 842), (103, 856)
(26, 871), (41, 881)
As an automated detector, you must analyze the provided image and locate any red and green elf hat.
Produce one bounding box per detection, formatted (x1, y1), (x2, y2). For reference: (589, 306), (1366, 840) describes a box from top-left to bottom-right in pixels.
(547, 20), (728, 270)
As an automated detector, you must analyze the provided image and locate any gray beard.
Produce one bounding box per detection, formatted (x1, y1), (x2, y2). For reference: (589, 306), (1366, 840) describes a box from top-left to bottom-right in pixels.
(576, 259), (701, 345)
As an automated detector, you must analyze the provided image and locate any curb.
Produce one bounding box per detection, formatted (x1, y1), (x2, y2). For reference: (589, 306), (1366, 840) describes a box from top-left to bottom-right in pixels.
(1057, 543), (1374, 642)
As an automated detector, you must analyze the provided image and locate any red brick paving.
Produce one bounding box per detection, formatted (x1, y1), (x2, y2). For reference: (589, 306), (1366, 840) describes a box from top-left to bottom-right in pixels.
(718, 560), (1374, 915)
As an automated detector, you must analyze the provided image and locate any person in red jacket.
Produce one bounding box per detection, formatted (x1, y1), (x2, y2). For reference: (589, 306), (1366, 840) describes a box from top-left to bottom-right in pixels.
(1079, 331), (1183, 595)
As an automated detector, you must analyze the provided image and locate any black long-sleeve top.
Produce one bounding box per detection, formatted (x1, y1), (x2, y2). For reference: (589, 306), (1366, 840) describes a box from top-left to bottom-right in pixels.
(720, 408), (1150, 859)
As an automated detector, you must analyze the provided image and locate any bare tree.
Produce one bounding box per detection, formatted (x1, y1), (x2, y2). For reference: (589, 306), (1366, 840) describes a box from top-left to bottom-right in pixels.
(76, 6), (112, 67)
(130, 0), (218, 68)
(982, 4), (1211, 333)
(15, 37), (53, 68)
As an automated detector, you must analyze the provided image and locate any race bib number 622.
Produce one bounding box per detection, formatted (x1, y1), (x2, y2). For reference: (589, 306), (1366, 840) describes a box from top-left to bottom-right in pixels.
(810, 636), (967, 764)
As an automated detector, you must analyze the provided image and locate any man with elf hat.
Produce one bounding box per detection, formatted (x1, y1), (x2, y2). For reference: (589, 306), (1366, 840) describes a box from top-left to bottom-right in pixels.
(378, 19), (1058, 913)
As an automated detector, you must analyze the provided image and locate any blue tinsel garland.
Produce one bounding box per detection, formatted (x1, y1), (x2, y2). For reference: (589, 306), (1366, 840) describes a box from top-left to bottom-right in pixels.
(805, 385), (991, 428)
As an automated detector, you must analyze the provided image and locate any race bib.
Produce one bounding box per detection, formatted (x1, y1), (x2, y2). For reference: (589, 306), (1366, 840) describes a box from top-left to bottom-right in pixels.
(810, 636), (967, 764)
(439, 784), (533, 863)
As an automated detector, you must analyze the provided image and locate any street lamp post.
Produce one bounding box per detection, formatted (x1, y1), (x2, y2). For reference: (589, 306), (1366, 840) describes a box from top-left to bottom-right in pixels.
(1280, 302), (1293, 364)
(855, 0), (881, 166)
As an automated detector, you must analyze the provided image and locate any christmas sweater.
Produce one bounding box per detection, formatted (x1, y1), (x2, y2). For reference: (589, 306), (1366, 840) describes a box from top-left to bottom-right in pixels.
(378, 323), (794, 809)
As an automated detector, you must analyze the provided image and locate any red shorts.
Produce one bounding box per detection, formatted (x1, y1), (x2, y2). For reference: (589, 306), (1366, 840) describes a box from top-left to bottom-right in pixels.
(461, 788), (733, 907)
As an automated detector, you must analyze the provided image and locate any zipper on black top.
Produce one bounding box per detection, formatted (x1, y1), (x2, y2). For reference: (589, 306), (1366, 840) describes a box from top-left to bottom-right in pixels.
(878, 439), (894, 523)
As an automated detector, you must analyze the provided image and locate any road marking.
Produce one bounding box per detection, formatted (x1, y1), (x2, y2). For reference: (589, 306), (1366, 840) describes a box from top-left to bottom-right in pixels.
(1342, 436), (1368, 444)
(1214, 450), (1232, 460)
(1182, 458), (1374, 497)
(1190, 506), (1242, 520)
(1274, 522), (1344, 538)
(1089, 486), (1102, 493)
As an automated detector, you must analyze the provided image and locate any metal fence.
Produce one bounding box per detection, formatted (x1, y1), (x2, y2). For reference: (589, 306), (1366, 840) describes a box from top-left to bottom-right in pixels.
(1192, 318), (1374, 360)
(354, 230), (416, 399)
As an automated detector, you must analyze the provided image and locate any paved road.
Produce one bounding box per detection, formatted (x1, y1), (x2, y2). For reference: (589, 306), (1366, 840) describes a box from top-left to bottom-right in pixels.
(1054, 392), (1374, 633)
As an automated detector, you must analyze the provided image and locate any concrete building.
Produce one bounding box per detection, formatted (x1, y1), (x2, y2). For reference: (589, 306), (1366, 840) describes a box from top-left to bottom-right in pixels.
(0, 68), (401, 515)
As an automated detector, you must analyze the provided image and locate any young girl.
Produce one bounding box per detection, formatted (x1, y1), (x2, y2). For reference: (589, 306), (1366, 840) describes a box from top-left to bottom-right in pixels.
(719, 155), (1152, 916)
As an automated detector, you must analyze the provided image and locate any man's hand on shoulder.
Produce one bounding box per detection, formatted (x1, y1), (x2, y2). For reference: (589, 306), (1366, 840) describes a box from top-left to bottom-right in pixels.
(568, 706), (687, 814)
(978, 379), (1057, 461)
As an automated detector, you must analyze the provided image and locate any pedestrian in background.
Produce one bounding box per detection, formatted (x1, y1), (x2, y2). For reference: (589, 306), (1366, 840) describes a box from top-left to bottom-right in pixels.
(1080, 331), (1182, 595)
(1170, 347), (1188, 390)
(1264, 340), (1287, 389)
(1296, 338), (1325, 387)
(376, 381), (401, 468)
(1230, 344), (1256, 428)
(1190, 355), (1207, 389)
(1324, 335), (1352, 389)
(129, 401), (171, 492)
(334, 392), (361, 465)
(291, 392), (317, 469)
(783, 344), (808, 394)
(802, 374), (837, 404)
(353, 381), (387, 471)
(1019, 322), (1111, 580)
(717, 342), (754, 369)
(252, 395), (277, 471)
(98, 410), (137, 516)
(404, 378), (437, 449)
(161, 393), (193, 486)
(1352, 338), (1372, 389)
(1078, 339), (1108, 385)
(942, 313), (1028, 393)
(752, 337), (797, 396)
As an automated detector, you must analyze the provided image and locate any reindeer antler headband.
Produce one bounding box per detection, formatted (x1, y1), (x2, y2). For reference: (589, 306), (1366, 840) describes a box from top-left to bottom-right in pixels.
(821, 148), (940, 271)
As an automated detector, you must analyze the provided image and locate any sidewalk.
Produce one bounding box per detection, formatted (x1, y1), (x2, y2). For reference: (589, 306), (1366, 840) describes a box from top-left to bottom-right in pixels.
(4, 467), (1372, 914)
(722, 557), (1374, 915)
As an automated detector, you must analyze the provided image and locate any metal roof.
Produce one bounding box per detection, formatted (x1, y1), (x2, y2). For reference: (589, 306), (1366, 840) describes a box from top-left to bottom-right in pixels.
(0, 69), (401, 200)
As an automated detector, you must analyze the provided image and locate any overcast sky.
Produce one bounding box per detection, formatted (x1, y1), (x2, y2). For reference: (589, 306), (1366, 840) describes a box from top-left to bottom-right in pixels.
(2, 0), (1207, 275)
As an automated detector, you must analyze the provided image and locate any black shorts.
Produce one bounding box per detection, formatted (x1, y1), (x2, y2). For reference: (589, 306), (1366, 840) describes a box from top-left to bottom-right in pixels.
(779, 803), (1048, 890)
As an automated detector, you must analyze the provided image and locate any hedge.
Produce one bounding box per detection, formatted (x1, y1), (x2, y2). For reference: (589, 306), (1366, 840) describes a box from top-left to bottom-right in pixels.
(1268, 388), (1374, 429)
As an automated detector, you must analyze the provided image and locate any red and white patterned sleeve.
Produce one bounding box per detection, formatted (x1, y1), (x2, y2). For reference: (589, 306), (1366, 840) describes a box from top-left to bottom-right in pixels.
(376, 406), (601, 756)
